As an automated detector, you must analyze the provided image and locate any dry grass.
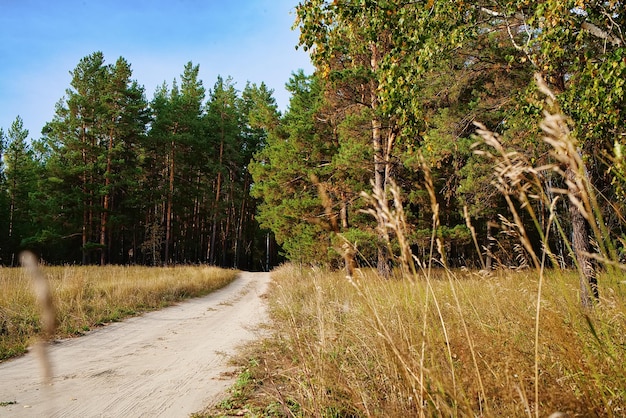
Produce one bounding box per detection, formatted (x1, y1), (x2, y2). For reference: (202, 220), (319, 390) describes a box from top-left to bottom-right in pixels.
(0, 265), (238, 361)
(209, 264), (626, 417)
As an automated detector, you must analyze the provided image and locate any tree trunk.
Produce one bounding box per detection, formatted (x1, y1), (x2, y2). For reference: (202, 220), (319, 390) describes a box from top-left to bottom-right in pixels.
(370, 43), (391, 278)
(221, 173), (234, 267)
(567, 166), (598, 308)
(8, 151), (16, 266)
(340, 192), (349, 229)
(234, 174), (249, 269)
(193, 170), (202, 261)
(100, 129), (114, 266)
(81, 124), (89, 265)
(486, 219), (498, 270)
(164, 139), (175, 265)
(209, 135), (225, 265)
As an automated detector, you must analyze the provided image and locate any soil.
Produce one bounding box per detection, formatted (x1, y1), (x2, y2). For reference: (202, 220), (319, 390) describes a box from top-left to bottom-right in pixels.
(0, 271), (271, 417)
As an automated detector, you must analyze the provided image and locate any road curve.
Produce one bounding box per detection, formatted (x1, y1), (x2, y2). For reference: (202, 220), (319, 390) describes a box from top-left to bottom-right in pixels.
(0, 271), (271, 417)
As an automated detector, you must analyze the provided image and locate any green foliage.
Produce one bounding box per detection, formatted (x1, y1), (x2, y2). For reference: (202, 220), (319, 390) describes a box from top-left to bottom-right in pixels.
(250, 70), (382, 266)
(2, 1), (625, 273)
(250, 71), (329, 264)
(1, 116), (41, 264)
(336, 227), (379, 266)
(40, 52), (150, 264)
(284, 0), (626, 271)
(0, 52), (272, 267)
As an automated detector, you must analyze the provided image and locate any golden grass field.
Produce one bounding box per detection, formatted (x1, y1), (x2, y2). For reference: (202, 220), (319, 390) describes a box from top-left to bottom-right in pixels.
(3, 261), (625, 416)
(0, 265), (238, 361)
(206, 264), (626, 418)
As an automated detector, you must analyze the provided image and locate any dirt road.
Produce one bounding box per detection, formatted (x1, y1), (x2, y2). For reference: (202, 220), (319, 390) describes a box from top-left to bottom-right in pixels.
(0, 271), (271, 417)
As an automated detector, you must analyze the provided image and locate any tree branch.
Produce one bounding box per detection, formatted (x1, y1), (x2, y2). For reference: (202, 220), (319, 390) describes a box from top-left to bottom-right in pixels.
(581, 21), (622, 47)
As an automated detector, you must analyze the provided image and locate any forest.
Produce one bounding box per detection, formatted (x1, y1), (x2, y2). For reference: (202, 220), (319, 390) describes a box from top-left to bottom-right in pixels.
(0, 54), (280, 269)
(1, 1), (626, 291)
(249, 0), (626, 302)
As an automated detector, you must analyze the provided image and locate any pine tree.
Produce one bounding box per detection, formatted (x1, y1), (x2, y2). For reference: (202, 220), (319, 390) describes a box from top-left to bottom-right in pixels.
(250, 71), (338, 265)
(97, 57), (149, 265)
(205, 76), (241, 265)
(44, 52), (149, 264)
(145, 62), (205, 265)
(238, 82), (280, 269)
(4, 116), (38, 265)
(296, 1), (400, 275)
(0, 128), (7, 264)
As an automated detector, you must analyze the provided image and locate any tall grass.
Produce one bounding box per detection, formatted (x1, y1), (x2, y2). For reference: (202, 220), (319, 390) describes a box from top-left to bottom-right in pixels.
(210, 265), (626, 417)
(0, 265), (238, 361)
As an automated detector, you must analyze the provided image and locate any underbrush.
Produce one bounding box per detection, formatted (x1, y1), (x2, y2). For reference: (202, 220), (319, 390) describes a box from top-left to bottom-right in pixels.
(206, 264), (626, 417)
(0, 265), (238, 361)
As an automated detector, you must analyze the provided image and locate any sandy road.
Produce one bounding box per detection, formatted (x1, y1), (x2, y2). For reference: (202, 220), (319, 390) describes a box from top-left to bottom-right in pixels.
(0, 271), (271, 417)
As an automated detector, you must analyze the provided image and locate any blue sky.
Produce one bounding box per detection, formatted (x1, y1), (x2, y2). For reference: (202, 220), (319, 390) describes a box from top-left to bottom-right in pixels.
(0, 0), (314, 140)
